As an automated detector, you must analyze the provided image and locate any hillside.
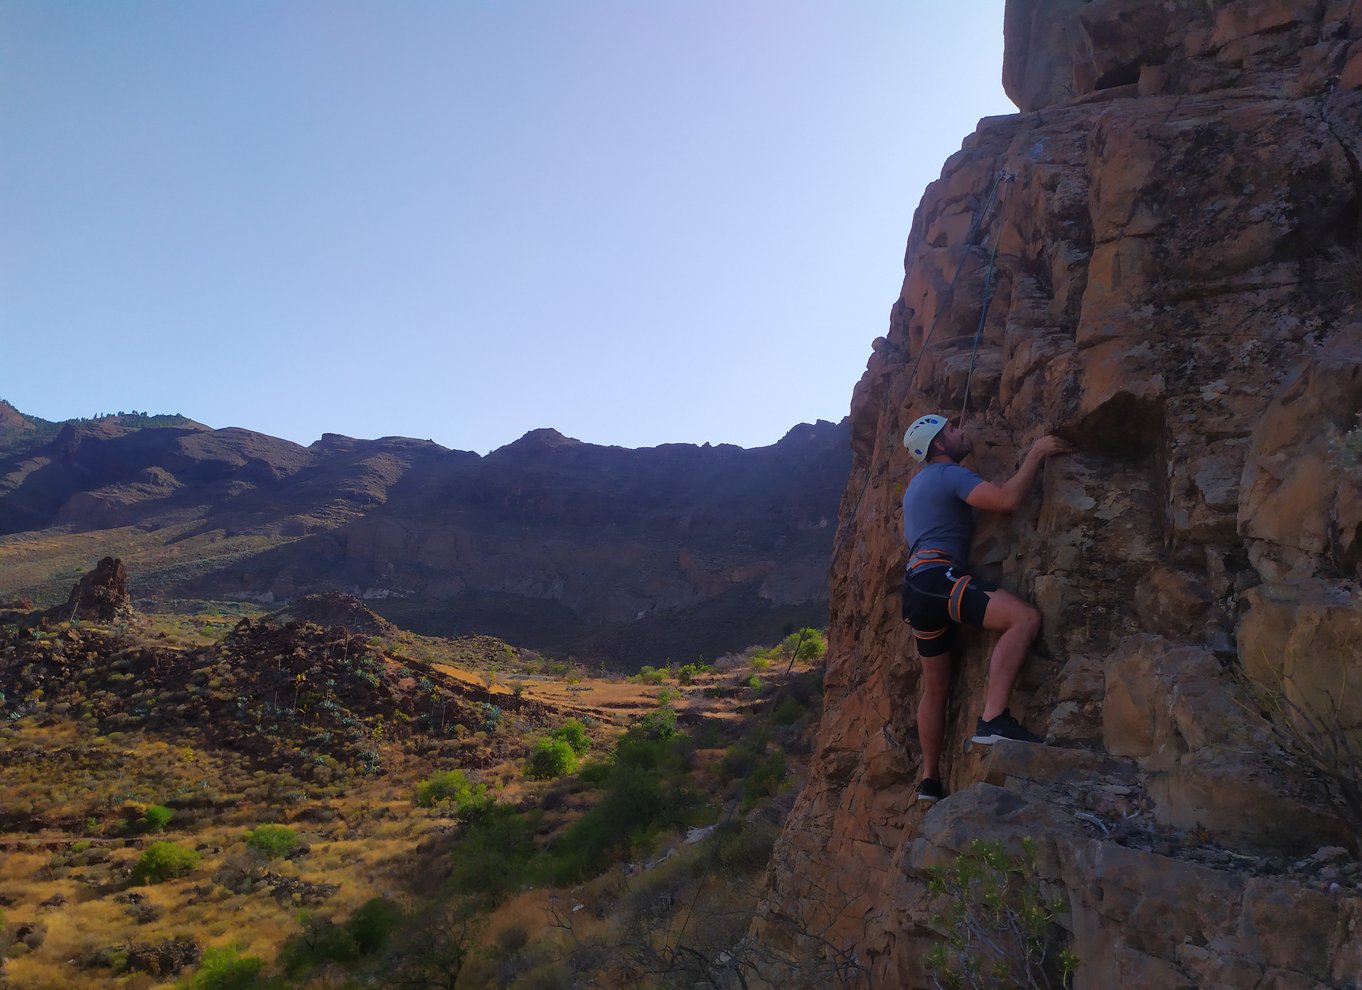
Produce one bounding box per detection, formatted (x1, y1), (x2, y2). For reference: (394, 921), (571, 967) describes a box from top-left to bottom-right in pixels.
(0, 408), (849, 663)
(0, 565), (829, 989)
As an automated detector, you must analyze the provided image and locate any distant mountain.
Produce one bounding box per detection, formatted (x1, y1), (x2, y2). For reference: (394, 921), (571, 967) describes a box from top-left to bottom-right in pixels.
(0, 400), (204, 459)
(0, 402), (850, 663)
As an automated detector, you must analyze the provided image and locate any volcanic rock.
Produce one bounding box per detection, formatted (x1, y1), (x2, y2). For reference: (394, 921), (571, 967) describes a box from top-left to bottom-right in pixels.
(46, 557), (133, 623)
(760, 1), (1362, 986)
(265, 592), (398, 637)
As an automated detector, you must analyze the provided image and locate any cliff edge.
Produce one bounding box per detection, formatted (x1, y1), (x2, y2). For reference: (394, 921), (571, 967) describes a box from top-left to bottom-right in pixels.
(760, 2), (1362, 986)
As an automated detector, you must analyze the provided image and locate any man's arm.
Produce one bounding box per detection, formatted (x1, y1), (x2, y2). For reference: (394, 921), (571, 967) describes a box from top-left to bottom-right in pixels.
(965, 435), (1070, 514)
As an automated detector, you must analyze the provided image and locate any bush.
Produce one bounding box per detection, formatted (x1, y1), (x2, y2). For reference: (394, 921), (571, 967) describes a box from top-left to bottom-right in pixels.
(244, 824), (301, 859)
(177, 944), (264, 990)
(277, 915), (359, 977)
(140, 804), (174, 833)
(779, 627), (827, 660)
(416, 769), (474, 808)
(632, 704), (680, 742)
(740, 750), (787, 809)
(772, 696), (808, 726)
(550, 718), (591, 756)
(278, 897), (406, 978)
(448, 806), (537, 905)
(527, 737), (577, 779)
(1238, 666), (1362, 853)
(550, 757), (696, 884)
(925, 837), (1076, 990)
(344, 896), (405, 955)
(708, 818), (780, 875)
(131, 841), (200, 884)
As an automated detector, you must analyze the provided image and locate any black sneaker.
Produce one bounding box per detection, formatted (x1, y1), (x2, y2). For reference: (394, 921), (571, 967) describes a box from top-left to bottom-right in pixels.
(916, 778), (944, 803)
(971, 709), (1043, 745)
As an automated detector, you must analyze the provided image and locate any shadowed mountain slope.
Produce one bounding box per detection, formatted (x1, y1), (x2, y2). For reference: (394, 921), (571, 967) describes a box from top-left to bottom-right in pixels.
(0, 410), (849, 663)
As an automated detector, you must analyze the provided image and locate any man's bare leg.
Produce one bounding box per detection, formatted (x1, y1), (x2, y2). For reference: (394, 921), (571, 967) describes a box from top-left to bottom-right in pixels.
(917, 652), (953, 780)
(979, 588), (1041, 721)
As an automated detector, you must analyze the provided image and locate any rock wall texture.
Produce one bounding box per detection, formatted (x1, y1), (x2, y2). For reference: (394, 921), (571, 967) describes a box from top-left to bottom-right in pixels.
(761, 2), (1362, 986)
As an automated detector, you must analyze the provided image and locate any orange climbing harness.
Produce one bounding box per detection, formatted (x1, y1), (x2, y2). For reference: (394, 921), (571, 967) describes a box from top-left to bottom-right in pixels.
(905, 546), (975, 628)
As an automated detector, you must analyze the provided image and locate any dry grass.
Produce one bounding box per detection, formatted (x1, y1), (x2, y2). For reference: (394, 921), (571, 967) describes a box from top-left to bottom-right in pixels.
(0, 610), (821, 989)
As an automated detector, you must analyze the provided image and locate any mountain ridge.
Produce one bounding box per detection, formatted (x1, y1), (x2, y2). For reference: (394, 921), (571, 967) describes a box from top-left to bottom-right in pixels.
(0, 400), (850, 663)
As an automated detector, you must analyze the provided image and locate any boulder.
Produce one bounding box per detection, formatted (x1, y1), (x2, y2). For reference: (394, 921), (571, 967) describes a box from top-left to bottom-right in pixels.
(46, 557), (133, 623)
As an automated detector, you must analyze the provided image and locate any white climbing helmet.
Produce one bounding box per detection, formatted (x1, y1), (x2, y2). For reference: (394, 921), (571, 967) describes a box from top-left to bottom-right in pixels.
(903, 414), (949, 462)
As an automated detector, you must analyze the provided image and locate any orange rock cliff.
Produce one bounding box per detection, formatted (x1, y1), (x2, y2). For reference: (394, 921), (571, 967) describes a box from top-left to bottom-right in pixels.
(759, 1), (1362, 987)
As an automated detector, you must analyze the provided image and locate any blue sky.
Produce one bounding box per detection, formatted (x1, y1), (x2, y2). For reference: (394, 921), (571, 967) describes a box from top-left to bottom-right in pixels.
(1, 1), (1013, 453)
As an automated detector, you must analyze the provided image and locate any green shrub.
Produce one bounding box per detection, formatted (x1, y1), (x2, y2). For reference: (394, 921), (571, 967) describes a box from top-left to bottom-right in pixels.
(780, 627), (827, 660)
(633, 704), (680, 742)
(416, 769), (474, 808)
(550, 758), (696, 884)
(577, 760), (611, 784)
(141, 804), (174, 833)
(746, 674), (763, 691)
(708, 818), (780, 875)
(550, 718), (591, 756)
(925, 837), (1076, 990)
(277, 916), (359, 977)
(772, 696), (808, 726)
(634, 665), (668, 685)
(448, 805), (537, 905)
(527, 737), (577, 779)
(177, 944), (264, 990)
(131, 841), (200, 884)
(245, 824), (301, 859)
(277, 896), (405, 979)
(344, 896), (405, 955)
(740, 750), (787, 809)
(719, 742), (759, 782)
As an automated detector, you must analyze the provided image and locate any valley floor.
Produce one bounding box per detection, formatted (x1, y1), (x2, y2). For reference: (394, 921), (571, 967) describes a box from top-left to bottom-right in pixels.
(0, 607), (827, 989)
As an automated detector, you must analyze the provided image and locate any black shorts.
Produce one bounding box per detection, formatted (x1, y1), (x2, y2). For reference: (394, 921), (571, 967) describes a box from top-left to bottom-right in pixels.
(901, 565), (999, 658)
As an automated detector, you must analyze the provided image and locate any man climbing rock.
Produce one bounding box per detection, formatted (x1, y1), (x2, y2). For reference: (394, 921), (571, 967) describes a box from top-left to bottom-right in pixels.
(900, 414), (1069, 804)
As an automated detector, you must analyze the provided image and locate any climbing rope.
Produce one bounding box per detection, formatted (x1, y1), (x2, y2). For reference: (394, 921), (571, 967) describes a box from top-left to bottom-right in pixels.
(832, 167), (1014, 554)
(957, 186), (1010, 426)
(901, 169), (1012, 403)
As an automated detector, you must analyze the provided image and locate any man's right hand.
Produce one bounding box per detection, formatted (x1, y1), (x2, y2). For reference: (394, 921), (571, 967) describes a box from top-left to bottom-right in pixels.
(1029, 435), (1072, 461)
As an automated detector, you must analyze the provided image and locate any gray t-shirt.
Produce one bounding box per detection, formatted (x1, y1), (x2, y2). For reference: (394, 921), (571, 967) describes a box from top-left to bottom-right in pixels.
(902, 462), (983, 565)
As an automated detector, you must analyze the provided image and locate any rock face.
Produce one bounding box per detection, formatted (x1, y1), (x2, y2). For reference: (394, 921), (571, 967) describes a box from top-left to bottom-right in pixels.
(761, 2), (1362, 986)
(45, 557), (133, 623)
(0, 415), (848, 662)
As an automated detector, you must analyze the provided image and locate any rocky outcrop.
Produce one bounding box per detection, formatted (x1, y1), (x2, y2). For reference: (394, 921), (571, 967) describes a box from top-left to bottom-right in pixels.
(44, 557), (133, 624)
(761, 1), (1362, 986)
(265, 592), (398, 638)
